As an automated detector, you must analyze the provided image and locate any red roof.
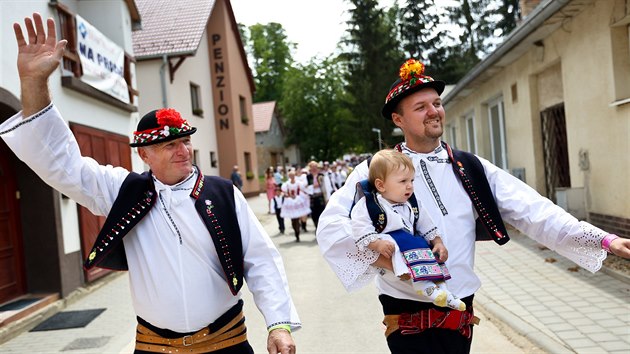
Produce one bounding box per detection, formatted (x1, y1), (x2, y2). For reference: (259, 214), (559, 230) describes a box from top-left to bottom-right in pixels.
(132, 0), (215, 59)
(253, 101), (276, 132)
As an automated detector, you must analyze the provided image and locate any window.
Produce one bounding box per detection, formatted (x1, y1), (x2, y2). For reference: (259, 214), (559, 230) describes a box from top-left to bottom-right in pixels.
(511, 83), (518, 103)
(465, 114), (477, 154)
(190, 83), (203, 117)
(244, 152), (253, 179)
(240, 96), (248, 124)
(609, 5), (630, 105)
(55, 3), (138, 109)
(210, 152), (217, 168)
(446, 124), (457, 149)
(193, 149), (200, 166)
(488, 98), (508, 169)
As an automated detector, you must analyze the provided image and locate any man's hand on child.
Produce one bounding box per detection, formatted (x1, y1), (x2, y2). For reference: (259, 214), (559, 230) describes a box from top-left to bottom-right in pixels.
(432, 241), (448, 263)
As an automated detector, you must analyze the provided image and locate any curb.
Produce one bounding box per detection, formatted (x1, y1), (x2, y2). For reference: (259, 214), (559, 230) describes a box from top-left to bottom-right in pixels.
(601, 264), (630, 285)
(474, 292), (575, 354)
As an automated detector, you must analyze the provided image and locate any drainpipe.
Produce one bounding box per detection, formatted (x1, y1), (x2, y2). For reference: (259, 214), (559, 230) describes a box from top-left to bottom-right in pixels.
(160, 55), (169, 108)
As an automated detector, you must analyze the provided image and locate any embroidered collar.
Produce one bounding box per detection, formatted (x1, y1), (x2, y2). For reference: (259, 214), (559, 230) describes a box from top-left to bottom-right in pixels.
(152, 166), (198, 190)
(399, 142), (443, 156)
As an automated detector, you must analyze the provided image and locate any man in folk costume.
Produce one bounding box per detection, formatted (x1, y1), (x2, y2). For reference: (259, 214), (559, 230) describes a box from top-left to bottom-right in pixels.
(316, 58), (630, 354)
(321, 161), (338, 200)
(306, 161), (326, 228)
(5, 14), (299, 354)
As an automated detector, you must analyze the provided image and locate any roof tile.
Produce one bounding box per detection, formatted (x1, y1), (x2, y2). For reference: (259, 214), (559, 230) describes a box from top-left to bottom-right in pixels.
(253, 101), (276, 132)
(132, 0), (215, 58)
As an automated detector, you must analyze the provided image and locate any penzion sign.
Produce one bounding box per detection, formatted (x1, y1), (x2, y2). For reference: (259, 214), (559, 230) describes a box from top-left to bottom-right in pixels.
(211, 33), (229, 130)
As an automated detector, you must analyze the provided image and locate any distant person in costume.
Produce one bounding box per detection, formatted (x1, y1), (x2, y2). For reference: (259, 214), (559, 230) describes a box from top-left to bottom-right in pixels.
(280, 170), (310, 242)
(231, 165), (243, 191)
(4, 14), (299, 354)
(351, 149), (465, 311)
(306, 161), (326, 229)
(272, 186), (286, 235)
(265, 167), (277, 214)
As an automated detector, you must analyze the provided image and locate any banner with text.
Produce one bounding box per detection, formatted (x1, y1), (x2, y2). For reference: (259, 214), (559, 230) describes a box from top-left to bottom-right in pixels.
(76, 15), (130, 104)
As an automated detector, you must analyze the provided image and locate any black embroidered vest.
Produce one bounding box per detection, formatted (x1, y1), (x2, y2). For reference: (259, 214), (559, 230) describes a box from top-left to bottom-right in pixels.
(83, 170), (244, 295)
(395, 142), (510, 245)
(306, 173), (324, 187)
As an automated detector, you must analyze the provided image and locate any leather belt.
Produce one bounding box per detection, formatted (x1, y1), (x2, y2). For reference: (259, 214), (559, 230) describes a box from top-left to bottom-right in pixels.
(135, 311), (247, 353)
(383, 307), (479, 339)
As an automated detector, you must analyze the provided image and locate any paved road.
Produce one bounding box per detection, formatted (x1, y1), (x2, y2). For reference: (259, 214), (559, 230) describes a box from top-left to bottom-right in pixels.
(0, 192), (628, 353)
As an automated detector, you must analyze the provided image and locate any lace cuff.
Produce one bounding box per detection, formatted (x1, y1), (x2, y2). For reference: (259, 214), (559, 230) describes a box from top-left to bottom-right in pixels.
(355, 232), (381, 251)
(333, 246), (381, 292)
(421, 227), (440, 241)
(555, 221), (607, 273)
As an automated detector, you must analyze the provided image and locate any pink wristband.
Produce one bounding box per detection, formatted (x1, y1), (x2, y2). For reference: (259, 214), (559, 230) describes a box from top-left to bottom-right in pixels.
(601, 234), (619, 253)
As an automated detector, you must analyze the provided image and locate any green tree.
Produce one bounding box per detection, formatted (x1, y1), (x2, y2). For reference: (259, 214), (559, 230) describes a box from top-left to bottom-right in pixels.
(398, 0), (444, 61)
(246, 23), (295, 103)
(447, 0), (490, 61)
(340, 0), (403, 152)
(489, 0), (520, 38)
(279, 58), (355, 162)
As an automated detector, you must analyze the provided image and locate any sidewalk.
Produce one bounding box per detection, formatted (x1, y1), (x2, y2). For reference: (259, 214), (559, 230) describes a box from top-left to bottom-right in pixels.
(475, 232), (630, 353)
(0, 192), (628, 353)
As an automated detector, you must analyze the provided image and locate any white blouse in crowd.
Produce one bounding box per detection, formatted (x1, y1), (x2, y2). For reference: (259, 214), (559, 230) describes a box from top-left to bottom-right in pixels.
(317, 143), (608, 301)
(0, 104), (301, 333)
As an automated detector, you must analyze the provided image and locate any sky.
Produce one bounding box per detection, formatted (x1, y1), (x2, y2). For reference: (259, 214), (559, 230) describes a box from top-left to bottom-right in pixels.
(230, 0), (395, 64)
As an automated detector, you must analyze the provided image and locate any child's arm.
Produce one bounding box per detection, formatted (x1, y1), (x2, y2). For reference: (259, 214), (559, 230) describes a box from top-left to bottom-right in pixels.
(367, 239), (395, 259)
(350, 198), (394, 264)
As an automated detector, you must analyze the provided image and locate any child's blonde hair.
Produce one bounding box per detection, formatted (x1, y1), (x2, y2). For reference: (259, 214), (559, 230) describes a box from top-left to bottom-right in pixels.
(368, 149), (415, 185)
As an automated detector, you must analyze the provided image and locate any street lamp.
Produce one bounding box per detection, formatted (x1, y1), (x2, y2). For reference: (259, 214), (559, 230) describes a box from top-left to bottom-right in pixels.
(371, 128), (382, 151)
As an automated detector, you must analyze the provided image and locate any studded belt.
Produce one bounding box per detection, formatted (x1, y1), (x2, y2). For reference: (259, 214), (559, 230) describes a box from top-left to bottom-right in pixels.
(135, 311), (247, 353)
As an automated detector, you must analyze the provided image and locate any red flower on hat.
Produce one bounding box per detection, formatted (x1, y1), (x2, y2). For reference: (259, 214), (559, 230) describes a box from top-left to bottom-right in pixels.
(156, 108), (185, 128)
(399, 59), (425, 81)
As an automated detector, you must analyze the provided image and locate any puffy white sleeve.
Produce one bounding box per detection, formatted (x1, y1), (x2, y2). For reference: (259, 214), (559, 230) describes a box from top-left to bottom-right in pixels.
(316, 161), (380, 292)
(480, 156), (607, 272)
(0, 104), (129, 215)
(350, 198), (382, 250)
(235, 187), (301, 331)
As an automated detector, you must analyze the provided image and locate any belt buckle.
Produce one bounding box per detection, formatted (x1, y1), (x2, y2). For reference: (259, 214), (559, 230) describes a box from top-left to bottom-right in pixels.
(182, 335), (194, 346)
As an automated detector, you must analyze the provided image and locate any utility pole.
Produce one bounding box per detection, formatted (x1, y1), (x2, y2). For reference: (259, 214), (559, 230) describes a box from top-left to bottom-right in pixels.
(371, 128), (382, 151)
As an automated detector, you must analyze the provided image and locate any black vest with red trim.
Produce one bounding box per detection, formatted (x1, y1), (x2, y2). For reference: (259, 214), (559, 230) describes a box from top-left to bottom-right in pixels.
(395, 142), (510, 245)
(82, 170), (244, 295)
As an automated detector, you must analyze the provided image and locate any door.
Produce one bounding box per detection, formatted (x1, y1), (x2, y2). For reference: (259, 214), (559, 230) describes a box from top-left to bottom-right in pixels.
(71, 124), (132, 282)
(0, 140), (25, 304)
(540, 103), (571, 203)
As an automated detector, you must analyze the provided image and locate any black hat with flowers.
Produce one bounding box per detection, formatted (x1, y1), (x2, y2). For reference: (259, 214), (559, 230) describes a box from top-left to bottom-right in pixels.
(381, 59), (446, 120)
(130, 108), (197, 147)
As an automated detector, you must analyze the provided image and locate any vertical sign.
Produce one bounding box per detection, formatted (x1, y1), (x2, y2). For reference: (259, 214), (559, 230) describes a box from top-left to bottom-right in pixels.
(212, 34), (229, 130)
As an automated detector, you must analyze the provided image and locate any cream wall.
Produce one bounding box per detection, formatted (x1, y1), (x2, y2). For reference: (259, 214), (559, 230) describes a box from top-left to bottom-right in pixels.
(135, 33), (220, 177)
(445, 0), (629, 218)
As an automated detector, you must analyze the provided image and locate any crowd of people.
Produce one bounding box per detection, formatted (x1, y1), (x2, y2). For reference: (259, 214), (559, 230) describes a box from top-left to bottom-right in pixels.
(263, 160), (353, 242)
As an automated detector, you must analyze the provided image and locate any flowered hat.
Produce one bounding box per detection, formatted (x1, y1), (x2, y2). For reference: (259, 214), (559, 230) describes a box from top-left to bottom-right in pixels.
(130, 108), (197, 147)
(381, 59), (445, 119)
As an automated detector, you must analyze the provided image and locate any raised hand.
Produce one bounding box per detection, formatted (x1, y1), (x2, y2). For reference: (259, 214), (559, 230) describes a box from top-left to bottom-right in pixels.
(13, 13), (67, 116)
